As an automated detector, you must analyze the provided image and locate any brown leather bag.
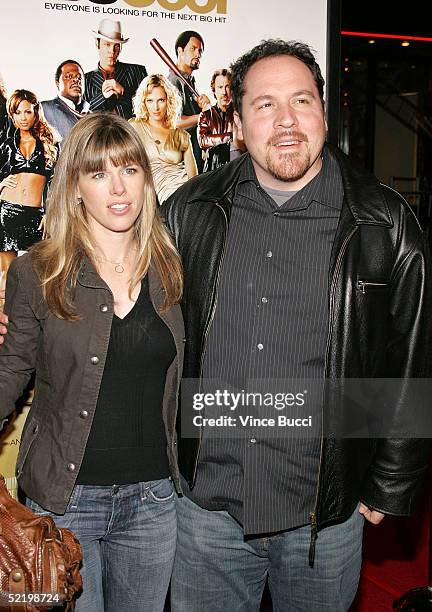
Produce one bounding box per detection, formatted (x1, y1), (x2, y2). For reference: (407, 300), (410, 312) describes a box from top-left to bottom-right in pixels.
(0, 476), (82, 611)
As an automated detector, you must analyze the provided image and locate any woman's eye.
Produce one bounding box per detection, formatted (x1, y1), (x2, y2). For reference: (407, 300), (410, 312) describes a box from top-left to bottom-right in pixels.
(93, 172), (105, 179)
(124, 167), (137, 175)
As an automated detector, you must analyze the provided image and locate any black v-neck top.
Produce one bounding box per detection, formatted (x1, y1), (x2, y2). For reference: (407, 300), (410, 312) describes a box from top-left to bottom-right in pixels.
(77, 276), (176, 485)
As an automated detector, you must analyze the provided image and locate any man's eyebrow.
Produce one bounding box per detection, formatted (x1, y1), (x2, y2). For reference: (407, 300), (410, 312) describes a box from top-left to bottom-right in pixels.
(248, 89), (317, 105)
(249, 94), (276, 105)
(291, 89), (316, 97)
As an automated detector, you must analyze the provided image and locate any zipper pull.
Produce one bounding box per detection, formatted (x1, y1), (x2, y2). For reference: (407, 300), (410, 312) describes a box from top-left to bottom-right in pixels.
(309, 512), (318, 568)
(357, 280), (366, 294)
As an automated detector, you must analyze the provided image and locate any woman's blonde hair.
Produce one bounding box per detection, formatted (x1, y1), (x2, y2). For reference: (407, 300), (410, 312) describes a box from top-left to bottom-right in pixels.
(7, 89), (58, 166)
(133, 74), (182, 129)
(31, 113), (183, 320)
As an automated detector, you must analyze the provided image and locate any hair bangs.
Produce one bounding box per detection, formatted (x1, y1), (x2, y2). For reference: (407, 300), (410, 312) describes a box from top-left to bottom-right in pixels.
(78, 121), (148, 175)
(7, 89), (38, 117)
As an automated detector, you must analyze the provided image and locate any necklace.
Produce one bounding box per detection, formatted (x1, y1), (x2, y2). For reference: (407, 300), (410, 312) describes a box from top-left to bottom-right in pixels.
(148, 124), (165, 147)
(95, 254), (131, 274)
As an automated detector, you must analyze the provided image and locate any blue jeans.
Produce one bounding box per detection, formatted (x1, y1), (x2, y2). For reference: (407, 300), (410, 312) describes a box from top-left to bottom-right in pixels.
(171, 495), (364, 612)
(27, 479), (176, 612)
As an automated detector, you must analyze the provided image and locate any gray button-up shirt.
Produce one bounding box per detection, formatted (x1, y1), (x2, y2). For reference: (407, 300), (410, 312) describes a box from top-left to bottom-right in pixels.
(188, 147), (344, 534)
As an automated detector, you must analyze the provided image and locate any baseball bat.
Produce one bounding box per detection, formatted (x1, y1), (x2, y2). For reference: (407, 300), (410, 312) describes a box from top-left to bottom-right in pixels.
(150, 38), (199, 98)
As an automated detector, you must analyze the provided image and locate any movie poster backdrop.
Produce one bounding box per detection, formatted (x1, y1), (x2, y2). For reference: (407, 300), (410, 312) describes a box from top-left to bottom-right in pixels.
(0, 0), (328, 492)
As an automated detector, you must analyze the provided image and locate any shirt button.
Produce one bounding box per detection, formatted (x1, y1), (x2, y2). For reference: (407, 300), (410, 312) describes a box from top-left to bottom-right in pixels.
(266, 251), (273, 258)
(32, 424), (39, 434)
(90, 356), (99, 364)
(273, 211), (280, 217)
(257, 343), (264, 351)
(67, 463), (76, 472)
(250, 437), (257, 444)
(79, 410), (89, 419)
(261, 297), (268, 304)
(100, 304), (108, 313)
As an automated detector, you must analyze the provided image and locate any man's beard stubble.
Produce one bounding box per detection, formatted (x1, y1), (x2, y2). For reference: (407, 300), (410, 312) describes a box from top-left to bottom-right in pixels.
(265, 131), (311, 183)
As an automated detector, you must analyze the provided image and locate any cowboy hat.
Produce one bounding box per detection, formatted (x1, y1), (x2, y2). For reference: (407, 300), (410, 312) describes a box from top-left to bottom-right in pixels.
(92, 19), (129, 44)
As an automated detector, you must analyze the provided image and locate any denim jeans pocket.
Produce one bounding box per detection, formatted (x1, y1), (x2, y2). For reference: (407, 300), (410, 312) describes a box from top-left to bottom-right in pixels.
(146, 478), (175, 503)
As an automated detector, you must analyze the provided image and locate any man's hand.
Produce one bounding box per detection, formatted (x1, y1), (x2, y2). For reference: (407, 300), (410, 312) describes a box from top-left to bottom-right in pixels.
(102, 79), (124, 99)
(0, 311), (8, 345)
(196, 94), (211, 112)
(359, 502), (385, 524)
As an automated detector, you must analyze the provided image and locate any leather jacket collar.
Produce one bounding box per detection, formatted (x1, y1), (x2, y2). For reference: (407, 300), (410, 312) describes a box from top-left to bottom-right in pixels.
(182, 144), (394, 228)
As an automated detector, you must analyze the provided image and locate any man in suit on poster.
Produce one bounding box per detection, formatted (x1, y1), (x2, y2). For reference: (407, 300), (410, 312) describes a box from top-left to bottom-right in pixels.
(42, 60), (89, 144)
(85, 18), (147, 119)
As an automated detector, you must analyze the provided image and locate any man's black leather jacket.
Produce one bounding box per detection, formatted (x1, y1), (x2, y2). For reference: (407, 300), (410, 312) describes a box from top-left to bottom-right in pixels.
(162, 145), (432, 536)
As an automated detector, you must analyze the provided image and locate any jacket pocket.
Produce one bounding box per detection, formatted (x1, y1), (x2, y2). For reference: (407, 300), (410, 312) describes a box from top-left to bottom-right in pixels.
(16, 416), (40, 477)
(356, 280), (389, 294)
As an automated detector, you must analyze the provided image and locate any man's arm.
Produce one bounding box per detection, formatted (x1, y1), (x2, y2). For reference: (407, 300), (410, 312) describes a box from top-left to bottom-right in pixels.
(198, 108), (232, 150)
(0, 257), (41, 422)
(0, 309), (7, 344)
(85, 72), (109, 112)
(360, 225), (432, 517)
(177, 93), (211, 131)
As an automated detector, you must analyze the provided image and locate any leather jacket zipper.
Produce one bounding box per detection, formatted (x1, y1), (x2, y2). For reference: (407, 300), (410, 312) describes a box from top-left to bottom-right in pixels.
(309, 225), (359, 567)
(192, 202), (229, 483)
(357, 280), (388, 294)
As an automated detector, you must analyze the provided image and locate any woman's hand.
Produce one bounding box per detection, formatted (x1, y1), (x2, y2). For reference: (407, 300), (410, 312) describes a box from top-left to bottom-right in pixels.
(0, 174), (17, 194)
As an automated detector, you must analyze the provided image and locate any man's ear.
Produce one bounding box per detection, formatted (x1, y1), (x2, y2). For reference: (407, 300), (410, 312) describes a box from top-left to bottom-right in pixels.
(234, 111), (243, 141)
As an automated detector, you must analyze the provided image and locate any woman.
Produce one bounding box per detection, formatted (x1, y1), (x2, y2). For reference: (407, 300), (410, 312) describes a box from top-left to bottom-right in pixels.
(0, 89), (58, 257)
(0, 75), (9, 142)
(130, 74), (197, 204)
(0, 113), (184, 612)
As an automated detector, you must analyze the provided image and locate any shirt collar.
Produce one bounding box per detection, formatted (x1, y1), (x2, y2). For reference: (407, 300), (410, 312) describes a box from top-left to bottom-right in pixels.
(237, 145), (343, 211)
(99, 64), (116, 80)
(58, 95), (89, 113)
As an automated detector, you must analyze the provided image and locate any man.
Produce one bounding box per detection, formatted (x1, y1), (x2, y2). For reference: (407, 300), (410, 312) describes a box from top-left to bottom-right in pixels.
(160, 40), (432, 611)
(42, 60), (89, 144)
(85, 18), (147, 119)
(168, 30), (210, 173)
(198, 68), (234, 172)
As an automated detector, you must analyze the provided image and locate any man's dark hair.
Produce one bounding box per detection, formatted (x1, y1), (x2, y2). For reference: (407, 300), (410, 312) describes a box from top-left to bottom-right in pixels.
(55, 60), (84, 84)
(174, 31), (204, 57)
(230, 39), (325, 116)
(210, 68), (232, 94)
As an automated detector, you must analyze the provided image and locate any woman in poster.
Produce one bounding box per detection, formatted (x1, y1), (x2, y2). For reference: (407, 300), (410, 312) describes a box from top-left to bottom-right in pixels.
(0, 113), (184, 612)
(130, 74), (197, 204)
(0, 90), (58, 259)
(0, 76), (8, 142)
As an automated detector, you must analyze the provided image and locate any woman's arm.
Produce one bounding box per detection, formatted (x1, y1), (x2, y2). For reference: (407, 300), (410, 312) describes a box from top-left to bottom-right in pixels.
(184, 143), (198, 179)
(0, 256), (41, 426)
(0, 174), (17, 195)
